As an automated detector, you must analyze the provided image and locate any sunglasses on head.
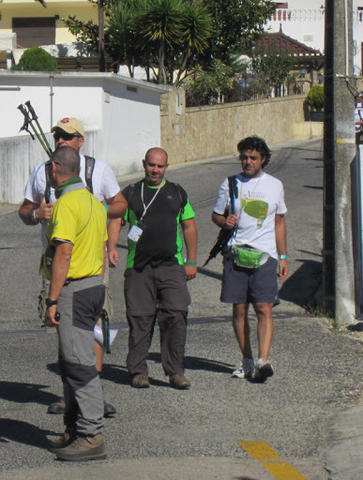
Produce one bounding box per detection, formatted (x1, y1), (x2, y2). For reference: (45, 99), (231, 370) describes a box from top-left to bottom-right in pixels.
(53, 132), (81, 141)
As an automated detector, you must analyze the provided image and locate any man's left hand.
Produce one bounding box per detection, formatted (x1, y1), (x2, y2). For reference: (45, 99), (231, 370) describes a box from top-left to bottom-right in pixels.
(45, 305), (60, 327)
(185, 264), (197, 281)
(278, 259), (288, 279)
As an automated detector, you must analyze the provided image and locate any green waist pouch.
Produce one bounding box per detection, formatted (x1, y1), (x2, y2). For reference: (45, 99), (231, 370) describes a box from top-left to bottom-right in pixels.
(230, 245), (268, 269)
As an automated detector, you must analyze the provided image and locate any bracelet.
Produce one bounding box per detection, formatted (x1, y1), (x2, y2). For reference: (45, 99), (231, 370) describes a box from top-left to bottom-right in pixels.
(45, 298), (58, 308)
(185, 260), (197, 265)
(31, 209), (40, 225)
(279, 254), (288, 260)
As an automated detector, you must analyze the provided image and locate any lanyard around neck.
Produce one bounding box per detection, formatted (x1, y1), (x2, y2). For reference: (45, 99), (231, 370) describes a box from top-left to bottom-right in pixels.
(140, 180), (164, 221)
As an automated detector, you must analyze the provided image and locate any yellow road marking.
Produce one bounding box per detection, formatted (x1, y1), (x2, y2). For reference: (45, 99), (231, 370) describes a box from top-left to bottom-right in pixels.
(336, 138), (355, 144)
(238, 441), (308, 480)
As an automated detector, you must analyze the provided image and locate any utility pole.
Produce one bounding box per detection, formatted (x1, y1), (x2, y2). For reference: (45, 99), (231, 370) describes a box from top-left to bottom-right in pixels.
(98, 0), (105, 72)
(323, 0), (355, 325)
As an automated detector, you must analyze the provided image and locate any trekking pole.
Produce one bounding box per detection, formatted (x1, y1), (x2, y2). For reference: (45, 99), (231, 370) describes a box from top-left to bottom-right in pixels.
(17, 103), (52, 158)
(25, 101), (53, 157)
(18, 104), (35, 140)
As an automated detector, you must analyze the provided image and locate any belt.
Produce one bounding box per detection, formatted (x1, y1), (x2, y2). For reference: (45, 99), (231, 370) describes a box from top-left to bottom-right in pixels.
(64, 275), (98, 286)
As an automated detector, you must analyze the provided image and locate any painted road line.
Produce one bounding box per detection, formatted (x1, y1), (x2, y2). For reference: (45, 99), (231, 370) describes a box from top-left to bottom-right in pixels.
(238, 441), (307, 480)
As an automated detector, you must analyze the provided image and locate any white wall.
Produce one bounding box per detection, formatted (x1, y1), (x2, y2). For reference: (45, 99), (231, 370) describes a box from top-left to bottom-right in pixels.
(102, 83), (161, 174)
(0, 72), (167, 203)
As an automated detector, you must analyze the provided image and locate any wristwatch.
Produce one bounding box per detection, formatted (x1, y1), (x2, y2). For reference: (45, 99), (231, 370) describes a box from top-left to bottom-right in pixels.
(45, 298), (58, 308)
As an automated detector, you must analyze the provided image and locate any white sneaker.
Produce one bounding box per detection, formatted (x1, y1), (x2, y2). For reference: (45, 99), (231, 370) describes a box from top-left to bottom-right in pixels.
(254, 358), (274, 382)
(231, 358), (254, 378)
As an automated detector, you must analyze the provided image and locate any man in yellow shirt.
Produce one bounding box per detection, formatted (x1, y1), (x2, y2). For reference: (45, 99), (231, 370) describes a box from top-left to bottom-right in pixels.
(44, 146), (108, 461)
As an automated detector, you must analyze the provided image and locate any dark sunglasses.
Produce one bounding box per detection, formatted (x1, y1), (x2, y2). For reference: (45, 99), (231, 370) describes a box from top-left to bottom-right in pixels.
(53, 132), (82, 141)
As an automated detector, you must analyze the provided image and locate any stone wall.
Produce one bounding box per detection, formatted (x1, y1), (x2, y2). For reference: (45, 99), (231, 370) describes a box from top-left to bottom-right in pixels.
(160, 88), (320, 165)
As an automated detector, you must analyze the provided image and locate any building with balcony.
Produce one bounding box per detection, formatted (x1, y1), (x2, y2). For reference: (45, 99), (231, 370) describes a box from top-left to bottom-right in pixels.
(266, 0), (363, 74)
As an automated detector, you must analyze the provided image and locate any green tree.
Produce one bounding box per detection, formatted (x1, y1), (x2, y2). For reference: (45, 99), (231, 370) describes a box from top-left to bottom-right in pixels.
(106, 0), (149, 78)
(15, 47), (57, 72)
(199, 0), (275, 66)
(250, 49), (293, 97)
(63, 0), (274, 84)
(183, 59), (234, 106)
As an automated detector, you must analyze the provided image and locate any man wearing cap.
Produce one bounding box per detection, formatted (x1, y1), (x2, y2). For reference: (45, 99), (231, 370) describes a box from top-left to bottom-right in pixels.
(19, 117), (127, 416)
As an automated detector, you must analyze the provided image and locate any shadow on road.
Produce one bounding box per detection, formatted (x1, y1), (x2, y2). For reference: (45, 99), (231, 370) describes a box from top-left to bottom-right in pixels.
(148, 352), (233, 374)
(0, 381), (59, 405)
(279, 259), (322, 308)
(0, 418), (51, 449)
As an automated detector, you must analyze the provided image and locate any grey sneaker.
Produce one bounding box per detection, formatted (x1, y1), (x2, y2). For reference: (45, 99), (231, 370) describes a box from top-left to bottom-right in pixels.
(54, 434), (107, 461)
(254, 358), (274, 382)
(231, 358), (254, 378)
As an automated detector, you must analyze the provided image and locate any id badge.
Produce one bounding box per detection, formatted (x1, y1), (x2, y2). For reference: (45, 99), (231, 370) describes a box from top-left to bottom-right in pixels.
(128, 225), (143, 242)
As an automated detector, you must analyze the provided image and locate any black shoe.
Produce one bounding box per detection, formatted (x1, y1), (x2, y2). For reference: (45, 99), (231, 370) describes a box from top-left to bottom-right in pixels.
(104, 401), (116, 417)
(254, 359), (274, 383)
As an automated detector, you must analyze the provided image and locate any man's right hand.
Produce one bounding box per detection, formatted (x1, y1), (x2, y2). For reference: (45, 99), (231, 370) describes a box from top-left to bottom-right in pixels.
(37, 197), (54, 222)
(224, 213), (238, 230)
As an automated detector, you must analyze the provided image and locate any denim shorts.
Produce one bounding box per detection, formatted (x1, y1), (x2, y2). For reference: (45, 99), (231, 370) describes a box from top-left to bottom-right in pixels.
(220, 257), (279, 305)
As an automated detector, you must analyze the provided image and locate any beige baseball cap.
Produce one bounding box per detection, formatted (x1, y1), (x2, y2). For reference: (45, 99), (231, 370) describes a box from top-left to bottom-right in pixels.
(51, 117), (85, 137)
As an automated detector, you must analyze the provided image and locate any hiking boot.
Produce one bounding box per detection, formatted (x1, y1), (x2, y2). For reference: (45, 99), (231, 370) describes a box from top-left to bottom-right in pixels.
(254, 358), (274, 382)
(103, 401), (116, 417)
(48, 428), (76, 452)
(169, 373), (191, 389)
(54, 433), (107, 461)
(47, 397), (65, 414)
(231, 358), (254, 379)
(48, 397), (116, 417)
(131, 374), (150, 388)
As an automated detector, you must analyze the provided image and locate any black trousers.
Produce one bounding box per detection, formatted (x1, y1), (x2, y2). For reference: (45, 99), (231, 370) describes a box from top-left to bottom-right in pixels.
(124, 263), (190, 377)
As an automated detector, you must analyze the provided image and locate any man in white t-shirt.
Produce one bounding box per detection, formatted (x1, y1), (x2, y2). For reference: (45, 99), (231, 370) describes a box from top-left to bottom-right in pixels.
(19, 117), (127, 415)
(212, 136), (288, 382)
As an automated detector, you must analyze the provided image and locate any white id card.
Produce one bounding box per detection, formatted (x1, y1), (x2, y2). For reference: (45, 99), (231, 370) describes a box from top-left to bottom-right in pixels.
(128, 225), (143, 242)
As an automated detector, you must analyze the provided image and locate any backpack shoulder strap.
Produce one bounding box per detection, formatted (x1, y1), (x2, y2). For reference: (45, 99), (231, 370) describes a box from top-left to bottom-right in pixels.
(227, 175), (238, 214)
(84, 155), (95, 193)
(172, 182), (187, 213)
(44, 160), (52, 203)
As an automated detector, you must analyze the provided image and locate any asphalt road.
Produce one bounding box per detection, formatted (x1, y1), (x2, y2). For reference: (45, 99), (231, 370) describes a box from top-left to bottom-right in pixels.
(0, 138), (362, 479)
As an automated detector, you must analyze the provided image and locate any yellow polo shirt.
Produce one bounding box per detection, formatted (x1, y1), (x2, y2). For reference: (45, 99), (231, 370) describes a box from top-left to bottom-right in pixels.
(46, 186), (107, 279)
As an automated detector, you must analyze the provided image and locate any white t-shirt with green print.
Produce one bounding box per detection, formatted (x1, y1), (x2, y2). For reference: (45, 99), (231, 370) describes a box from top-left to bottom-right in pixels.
(213, 172), (287, 259)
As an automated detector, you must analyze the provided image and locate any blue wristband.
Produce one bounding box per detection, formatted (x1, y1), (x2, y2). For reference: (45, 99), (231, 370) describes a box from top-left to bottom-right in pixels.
(185, 260), (197, 265)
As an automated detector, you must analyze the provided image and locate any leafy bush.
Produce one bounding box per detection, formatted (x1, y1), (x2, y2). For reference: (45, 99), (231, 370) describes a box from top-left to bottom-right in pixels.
(305, 85), (324, 111)
(15, 47), (57, 72)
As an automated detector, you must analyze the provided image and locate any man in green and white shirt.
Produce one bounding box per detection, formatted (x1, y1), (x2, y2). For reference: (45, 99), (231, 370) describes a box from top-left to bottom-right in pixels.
(108, 147), (197, 390)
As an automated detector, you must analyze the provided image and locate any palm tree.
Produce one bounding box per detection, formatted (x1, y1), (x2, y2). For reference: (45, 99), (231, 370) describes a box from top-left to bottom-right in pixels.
(139, 0), (184, 84)
(173, 1), (212, 85)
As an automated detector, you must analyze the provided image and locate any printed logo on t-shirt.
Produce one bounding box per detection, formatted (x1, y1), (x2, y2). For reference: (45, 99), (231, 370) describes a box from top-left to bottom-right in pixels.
(241, 197), (268, 227)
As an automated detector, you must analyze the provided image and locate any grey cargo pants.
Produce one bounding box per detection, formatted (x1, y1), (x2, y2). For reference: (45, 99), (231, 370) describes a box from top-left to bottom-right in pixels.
(57, 276), (105, 436)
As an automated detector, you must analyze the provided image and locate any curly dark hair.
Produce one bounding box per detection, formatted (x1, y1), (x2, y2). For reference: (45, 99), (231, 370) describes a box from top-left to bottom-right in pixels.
(237, 136), (271, 168)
